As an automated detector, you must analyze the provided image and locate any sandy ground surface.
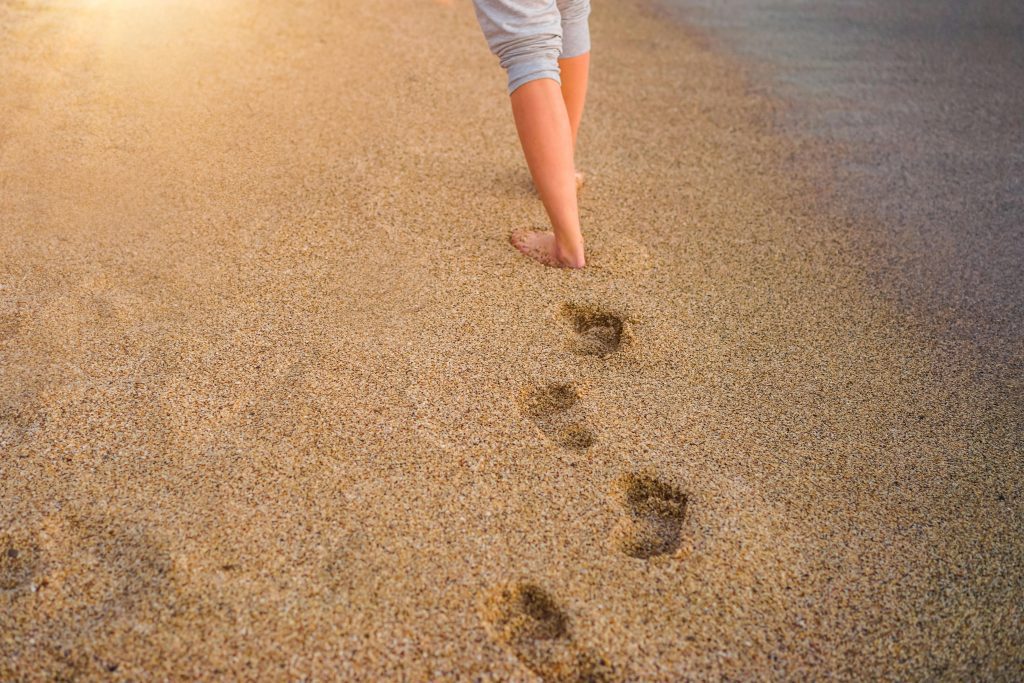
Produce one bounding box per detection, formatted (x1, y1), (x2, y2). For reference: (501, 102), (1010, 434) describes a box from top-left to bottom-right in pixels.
(668, 0), (1024, 375)
(1, 0), (1021, 680)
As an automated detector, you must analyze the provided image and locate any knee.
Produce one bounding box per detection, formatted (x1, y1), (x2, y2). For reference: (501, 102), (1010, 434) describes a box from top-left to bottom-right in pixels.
(472, 0), (563, 93)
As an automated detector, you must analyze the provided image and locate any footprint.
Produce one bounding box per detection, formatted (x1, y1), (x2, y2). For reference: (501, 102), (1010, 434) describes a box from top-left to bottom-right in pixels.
(561, 304), (628, 358)
(480, 581), (615, 682)
(40, 511), (174, 612)
(2, 515), (181, 678)
(520, 383), (595, 451)
(0, 529), (41, 591)
(611, 473), (688, 559)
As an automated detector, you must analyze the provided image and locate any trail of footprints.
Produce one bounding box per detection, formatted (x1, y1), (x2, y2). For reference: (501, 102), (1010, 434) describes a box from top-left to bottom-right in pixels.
(483, 303), (691, 681)
(517, 304), (629, 452)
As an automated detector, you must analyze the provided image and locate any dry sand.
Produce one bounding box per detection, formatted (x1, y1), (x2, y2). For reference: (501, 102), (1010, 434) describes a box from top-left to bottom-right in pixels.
(1, 0), (1021, 680)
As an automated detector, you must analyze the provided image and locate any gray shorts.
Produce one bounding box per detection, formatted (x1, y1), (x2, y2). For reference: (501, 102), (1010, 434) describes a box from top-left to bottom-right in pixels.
(472, 0), (591, 93)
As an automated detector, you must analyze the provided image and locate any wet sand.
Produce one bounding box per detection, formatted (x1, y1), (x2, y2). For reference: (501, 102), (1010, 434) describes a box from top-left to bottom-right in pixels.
(667, 0), (1024, 372)
(1, 0), (1021, 680)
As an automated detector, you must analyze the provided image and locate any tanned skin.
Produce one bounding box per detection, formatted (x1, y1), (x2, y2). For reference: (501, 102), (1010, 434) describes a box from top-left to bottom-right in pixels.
(509, 52), (590, 268)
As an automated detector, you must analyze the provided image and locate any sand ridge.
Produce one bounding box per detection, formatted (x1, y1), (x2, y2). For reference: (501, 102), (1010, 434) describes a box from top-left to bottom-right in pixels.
(1, 0), (1022, 680)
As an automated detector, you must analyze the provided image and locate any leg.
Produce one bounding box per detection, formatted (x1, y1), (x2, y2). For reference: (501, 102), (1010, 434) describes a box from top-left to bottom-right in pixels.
(556, 0), (591, 154)
(559, 52), (589, 192)
(558, 52), (589, 155)
(509, 78), (585, 268)
(471, 0), (586, 268)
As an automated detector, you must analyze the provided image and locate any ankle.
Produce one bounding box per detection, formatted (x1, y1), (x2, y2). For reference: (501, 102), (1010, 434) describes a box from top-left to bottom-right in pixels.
(555, 239), (586, 269)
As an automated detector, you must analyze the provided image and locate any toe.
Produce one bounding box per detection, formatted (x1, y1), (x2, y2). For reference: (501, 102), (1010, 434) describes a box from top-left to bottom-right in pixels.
(509, 230), (528, 251)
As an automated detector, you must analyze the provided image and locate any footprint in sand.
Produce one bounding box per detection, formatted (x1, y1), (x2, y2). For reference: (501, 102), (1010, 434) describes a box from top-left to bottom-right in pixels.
(41, 511), (175, 613)
(480, 581), (615, 682)
(610, 473), (688, 559)
(0, 528), (42, 592)
(561, 303), (629, 358)
(520, 382), (595, 451)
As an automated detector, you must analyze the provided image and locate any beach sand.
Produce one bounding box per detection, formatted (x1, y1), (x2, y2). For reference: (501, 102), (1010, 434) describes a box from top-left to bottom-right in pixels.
(1, 0), (1021, 679)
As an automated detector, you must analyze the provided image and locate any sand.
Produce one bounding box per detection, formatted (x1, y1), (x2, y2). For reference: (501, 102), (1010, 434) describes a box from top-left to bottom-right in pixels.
(1, 0), (1021, 680)
(669, 0), (1024, 374)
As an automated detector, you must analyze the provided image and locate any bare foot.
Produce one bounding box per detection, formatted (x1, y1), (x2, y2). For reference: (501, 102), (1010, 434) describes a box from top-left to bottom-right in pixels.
(510, 230), (585, 269)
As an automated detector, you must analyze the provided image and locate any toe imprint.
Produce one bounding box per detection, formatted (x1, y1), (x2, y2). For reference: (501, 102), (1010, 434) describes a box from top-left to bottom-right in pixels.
(611, 473), (688, 559)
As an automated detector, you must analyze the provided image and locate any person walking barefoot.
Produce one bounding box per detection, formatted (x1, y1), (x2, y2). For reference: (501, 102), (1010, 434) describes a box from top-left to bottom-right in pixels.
(472, 0), (591, 268)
